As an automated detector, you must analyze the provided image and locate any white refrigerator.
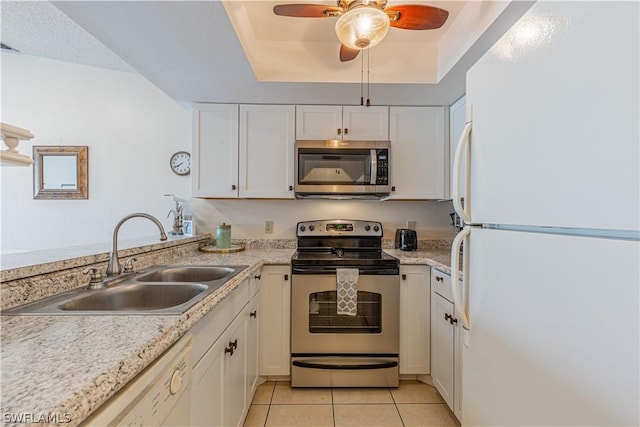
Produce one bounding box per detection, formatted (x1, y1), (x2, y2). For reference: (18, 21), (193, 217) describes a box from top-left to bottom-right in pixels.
(450, 2), (639, 426)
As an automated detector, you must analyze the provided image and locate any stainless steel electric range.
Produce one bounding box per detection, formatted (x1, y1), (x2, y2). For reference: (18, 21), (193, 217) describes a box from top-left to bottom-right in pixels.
(290, 219), (400, 387)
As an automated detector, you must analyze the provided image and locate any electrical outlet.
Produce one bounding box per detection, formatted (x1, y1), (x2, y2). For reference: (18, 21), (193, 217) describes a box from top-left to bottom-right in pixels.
(264, 220), (274, 234)
(407, 221), (416, 230)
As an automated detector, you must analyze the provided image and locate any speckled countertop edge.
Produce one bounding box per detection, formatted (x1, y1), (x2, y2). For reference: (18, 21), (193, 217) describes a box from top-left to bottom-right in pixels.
(1, 246), (457, 427)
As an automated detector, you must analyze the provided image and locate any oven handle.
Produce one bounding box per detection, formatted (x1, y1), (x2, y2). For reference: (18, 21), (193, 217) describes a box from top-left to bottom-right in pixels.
(292, 360), (398, 370)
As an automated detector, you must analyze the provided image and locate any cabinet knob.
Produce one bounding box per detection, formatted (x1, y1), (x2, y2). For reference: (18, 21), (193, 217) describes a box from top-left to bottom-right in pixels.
(231, 338), (238, 349)
(337, 128), (342, 135)
(344, 128), (349, 135)
(289, 185), (293, 191)
(224, 345), (234, 356)
(232, 184), (237, 190)
(391, 186), (396, 192)
(401, 274), (407, 280)
(284, 274), (289, 281)
(436, 276), (444, 282)
(254, 274), (261, 280)
(250, 310), (257, 318)
(450, 317), (458, 325)
(444, 313), (451, 321)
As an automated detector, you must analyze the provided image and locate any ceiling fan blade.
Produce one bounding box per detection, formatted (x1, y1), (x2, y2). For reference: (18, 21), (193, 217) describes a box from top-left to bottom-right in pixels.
(386, 5), (449, 30)
(273, 4), (342, 18)
(339, 44), (360, 62)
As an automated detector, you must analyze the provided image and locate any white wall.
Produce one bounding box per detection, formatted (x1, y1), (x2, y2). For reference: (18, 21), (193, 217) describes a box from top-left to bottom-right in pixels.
(0, 53), (191, 252)
(190, 198), (456, 242)
(0, 53), (456, 253)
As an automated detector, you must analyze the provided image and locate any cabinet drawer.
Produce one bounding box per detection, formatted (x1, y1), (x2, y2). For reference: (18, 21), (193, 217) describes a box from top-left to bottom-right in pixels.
(431, 269), (453, 302)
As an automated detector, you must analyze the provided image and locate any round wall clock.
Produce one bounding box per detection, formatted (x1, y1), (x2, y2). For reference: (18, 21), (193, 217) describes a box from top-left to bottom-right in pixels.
(169, 151), (191, 176)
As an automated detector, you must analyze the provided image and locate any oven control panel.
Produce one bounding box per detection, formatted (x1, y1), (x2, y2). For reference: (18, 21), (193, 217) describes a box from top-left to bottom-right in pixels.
(296, 220), (382, 237)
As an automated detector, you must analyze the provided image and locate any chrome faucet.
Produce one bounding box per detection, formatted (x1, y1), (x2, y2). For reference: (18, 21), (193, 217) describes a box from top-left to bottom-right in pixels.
(106, 213), (168, 277)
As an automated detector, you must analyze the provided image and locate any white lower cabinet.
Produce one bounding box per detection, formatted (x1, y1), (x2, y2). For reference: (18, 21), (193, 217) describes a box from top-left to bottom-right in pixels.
(258, 266), (291, 376)
(190, 277), (260, 427)
(430, 269), (463, 420)
(399, 265), (431, 375)
(245, 293), (260, 407)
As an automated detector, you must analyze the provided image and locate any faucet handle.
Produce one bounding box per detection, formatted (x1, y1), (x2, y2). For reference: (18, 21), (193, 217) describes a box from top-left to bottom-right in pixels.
(123, 257), (138, 273)
(83, 267), (103, 285)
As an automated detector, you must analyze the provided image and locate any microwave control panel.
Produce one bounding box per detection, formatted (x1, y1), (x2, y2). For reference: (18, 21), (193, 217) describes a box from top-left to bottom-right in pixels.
(376, 150), (389, 185)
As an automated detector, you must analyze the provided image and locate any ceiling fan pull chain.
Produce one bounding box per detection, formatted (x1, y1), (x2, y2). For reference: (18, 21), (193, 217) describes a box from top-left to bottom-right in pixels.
(366, 48), (371, 107)
(360, 50), (364, 106)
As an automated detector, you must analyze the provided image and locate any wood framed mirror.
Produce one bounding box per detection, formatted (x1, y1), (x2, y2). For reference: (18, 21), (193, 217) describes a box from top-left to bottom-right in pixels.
(33, 146), (88, 200)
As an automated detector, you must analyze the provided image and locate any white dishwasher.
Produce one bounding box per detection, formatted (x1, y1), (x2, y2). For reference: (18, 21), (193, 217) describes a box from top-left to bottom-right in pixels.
(80, 334), (192, 427)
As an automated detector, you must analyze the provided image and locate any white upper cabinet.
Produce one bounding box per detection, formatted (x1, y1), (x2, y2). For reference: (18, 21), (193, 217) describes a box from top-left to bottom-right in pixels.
(447, 96), (466, 200)
(192, 104), (239, 198)
(192, 104), (295, 199)
(239, 105), (295, 199)
(296, 105), (389, 141)
(389, 106), (446, 199)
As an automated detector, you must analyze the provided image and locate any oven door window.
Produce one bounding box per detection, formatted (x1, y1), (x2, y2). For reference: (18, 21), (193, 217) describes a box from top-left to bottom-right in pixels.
(308, 291), (382, 333)
(298, 150), (372, 185)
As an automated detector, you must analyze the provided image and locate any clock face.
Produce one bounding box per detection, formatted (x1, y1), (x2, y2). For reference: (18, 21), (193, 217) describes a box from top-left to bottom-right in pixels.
(170, 151), (191, 176)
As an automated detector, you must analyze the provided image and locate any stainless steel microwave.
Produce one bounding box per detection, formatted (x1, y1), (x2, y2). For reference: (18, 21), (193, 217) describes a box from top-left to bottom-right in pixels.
(294, 140), (391, 199)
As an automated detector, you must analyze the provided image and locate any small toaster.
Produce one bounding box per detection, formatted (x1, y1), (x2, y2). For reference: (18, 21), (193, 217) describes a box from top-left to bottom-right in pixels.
(395, 229), (417, 251)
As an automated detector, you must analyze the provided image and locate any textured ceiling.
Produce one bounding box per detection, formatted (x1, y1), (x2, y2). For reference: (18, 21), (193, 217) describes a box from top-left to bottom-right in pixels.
(0, 1), (134, 73)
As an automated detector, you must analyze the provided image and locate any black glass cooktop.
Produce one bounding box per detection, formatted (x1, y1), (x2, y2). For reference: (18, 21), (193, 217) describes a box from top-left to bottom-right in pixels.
(291, 249), (399, 267)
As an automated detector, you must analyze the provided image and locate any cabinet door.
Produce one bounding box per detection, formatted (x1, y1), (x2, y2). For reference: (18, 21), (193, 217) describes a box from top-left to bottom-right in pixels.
(295, 105), (342, 140)
(399, 265), (430, 375)
(191, 332), (225, 427)
(258, 266), (291, 376)
(239, 105), (295, 198)
(389, 106), (445, 199)
(223, 315), (247, 427)
(192, 103), (239, 198)
(431, 291), (455, 410)
(343, 106), (389, 140)
(245, 295), (260, 409)
(447, 96), (466, 199)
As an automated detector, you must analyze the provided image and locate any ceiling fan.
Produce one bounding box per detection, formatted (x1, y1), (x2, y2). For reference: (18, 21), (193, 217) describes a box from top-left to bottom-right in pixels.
(273, 0), (449, 62)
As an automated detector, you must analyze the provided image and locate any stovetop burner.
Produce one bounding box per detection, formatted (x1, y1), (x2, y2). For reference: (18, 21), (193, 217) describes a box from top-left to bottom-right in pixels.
(293, 219), (398, 270)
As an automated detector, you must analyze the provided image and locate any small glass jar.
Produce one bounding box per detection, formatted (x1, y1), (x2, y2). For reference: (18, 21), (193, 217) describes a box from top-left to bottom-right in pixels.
(215, 223), (231, 249)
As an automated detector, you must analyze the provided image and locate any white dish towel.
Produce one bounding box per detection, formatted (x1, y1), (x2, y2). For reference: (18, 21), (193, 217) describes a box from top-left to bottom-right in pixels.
(336, 268), (358, 316)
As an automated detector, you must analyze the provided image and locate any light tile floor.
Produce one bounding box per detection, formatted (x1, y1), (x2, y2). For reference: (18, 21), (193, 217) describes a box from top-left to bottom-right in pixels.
(243, 380), (460, 427)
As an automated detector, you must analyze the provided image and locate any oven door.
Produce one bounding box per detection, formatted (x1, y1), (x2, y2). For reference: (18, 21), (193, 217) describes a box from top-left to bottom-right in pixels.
(291, 272), (399, 355)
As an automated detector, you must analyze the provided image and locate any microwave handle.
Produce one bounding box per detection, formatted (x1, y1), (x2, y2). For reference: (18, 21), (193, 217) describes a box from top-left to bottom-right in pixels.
(370, 149), (377, 185)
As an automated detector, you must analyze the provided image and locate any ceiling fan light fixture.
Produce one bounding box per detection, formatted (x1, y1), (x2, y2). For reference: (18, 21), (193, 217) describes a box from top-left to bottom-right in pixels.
(335, 6), (390, 50)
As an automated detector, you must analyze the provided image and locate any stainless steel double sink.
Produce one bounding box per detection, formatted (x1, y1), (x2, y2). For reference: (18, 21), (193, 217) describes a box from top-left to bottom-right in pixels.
(2, 265), (247, 315)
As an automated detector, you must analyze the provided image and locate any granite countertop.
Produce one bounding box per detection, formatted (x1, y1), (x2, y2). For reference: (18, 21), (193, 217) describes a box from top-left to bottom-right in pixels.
(1, 246), (456, 427)
(0, 248), (294, 427)
(385, 247), (461, 279)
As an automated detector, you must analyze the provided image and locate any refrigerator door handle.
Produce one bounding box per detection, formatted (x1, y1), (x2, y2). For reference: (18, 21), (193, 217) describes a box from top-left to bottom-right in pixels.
(451, 226), (471, 346)
(452, 122), (472, 224)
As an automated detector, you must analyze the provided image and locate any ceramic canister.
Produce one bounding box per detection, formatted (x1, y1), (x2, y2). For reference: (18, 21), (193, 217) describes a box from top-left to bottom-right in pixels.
(216, 223), (231, 249)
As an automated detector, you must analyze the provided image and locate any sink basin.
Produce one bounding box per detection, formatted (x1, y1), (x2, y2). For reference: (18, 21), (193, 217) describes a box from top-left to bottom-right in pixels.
(1, 264), (248, 315)
(136, 266), (236, 283)
(59, 283), (208, 311)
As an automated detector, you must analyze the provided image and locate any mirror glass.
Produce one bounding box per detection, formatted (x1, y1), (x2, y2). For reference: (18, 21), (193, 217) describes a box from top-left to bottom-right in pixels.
(33, 146), (88, 199)
(42, 155), (78, 190)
